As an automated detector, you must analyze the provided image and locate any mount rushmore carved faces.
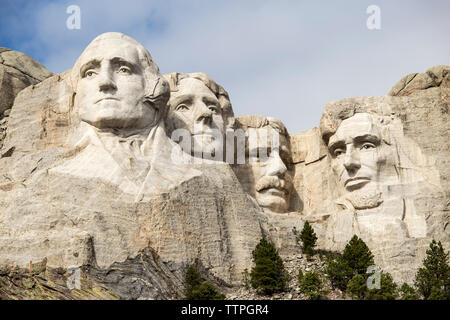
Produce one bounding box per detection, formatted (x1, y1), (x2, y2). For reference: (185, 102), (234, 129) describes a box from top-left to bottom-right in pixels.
(234, 116), (293, 213)
(71, 32), (169, 131)
(164, 72), (234, 159)
(321, 109), (399, 210)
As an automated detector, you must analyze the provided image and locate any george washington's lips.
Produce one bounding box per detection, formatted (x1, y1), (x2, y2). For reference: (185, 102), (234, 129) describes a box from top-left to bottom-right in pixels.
(95, 97), (120, 104)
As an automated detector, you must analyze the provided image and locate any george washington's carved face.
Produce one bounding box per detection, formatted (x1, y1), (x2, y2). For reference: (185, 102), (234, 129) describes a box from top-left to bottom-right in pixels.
(74, 38), (157, 129)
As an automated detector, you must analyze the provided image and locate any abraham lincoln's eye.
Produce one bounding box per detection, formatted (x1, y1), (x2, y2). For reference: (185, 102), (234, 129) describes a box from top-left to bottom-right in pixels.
(333, 148), (344, 157)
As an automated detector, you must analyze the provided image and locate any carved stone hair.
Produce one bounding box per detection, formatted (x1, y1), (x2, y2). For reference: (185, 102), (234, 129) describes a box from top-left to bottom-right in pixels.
(164, 72), (235, 129)
(70, 32), (170, 122)
(319, 98), (393, 146)
(236, 115), (289, 137)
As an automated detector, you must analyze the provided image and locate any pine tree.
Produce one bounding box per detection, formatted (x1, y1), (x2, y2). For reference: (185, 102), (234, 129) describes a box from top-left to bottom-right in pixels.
(326, 235), (374, 291)
(366, 272), (398, 300)
(400, 283), (419, 300)
(414, 240), (450, 300)
(250, 237), (288, 294)
(184, 264), (225, 300)
(300, 221), (318, 257)
(298, 270), (326, 300)
(184, 265), (203, 299)
(190, 282), (226, 300)
(346, 274), (367, 299)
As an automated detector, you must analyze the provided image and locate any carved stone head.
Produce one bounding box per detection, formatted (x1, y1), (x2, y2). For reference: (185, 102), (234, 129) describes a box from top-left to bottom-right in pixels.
(234, 115), (293, 213)
(70, 32), (169, 131)
(163, 72), (234, 158)
(320, 102), (399, 210)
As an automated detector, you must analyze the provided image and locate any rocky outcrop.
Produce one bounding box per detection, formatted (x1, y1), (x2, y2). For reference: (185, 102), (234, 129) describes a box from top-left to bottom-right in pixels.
(0, 35), (448, 298)
(0, 47), (52, 115)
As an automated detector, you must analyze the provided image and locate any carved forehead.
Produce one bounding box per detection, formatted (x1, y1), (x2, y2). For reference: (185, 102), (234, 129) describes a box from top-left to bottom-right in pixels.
(248, 127), (290, 150)
(169, 78), (217, 101)
(76, 39), (141, 68)
(328, 113), (380, 146)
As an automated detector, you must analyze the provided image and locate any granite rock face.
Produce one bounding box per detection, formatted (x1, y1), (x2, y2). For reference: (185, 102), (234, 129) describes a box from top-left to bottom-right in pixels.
(0, 47), (52, 115)
(0, 33), (448, 298)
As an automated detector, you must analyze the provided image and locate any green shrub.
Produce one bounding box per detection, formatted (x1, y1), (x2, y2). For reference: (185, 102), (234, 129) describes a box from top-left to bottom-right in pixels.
(326, 235), (374, 292)
(190, 282), (226, 300)
(250, 238), (288, 294)
(184, 265), (225, 300)
(298, 270), (326, 300)
(299, 221), (318, 257)
(366, 272), (398, 300)
(184, 265), (203, 299)
(346, 274), (367, 299)
(400, 283), (419, 300)
(414, 240), (450, 300)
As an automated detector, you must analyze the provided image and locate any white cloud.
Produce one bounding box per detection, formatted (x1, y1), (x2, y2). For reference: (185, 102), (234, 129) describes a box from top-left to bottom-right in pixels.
(5, 0), (449, 134)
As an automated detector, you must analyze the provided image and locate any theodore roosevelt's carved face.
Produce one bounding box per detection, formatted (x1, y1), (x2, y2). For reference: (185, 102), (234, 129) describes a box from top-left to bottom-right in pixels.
(74, 38), (156, 129)
(239, 126), (292, 213)
(328, 113), (384, 197)
(166, 78), (225, 156)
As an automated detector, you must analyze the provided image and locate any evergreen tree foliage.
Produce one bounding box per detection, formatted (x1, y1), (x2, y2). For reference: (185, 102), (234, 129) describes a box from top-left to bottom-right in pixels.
(346, 274), (367, 299)
(299, 221), (318, 257)
(366, 272), (398, 300)
(298, 270), (326, 300)
(414, 240), (450, 300)
(400, 283), (419, 300)
(190, 282), (226, 300)
(184, 265), (225, 300)
(250, 237), (288, 294)
(326, 235), (374, 291)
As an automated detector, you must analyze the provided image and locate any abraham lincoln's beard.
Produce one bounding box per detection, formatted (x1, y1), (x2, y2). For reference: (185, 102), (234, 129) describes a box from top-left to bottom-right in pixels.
(344, 187), (383, 210)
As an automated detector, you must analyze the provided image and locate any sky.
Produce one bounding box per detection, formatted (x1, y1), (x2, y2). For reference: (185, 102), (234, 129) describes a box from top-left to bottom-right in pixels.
(1, 0), (449, 134)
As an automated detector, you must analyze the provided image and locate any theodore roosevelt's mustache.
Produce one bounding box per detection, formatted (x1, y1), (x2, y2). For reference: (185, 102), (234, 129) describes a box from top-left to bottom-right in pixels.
(255, 175), (292, 194)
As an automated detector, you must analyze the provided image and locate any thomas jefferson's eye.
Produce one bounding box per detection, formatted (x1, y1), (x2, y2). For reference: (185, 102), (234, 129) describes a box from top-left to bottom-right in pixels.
(361, 142), (376, 150)
(208, 106), (219, 113)
(118, 66), (131, 74)
(176, 104), (189, 112)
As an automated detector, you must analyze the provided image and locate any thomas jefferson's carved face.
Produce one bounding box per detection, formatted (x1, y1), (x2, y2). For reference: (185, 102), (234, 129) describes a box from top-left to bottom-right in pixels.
(74, 39), (156, 129)
(166, 78), (225, 155)
(328, 113), (384, 196)
(246, 128), (292, 213)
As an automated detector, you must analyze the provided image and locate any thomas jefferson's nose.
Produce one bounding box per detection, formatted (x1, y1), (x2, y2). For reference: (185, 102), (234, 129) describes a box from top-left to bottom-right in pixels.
(343, 147), (361, 172)
(195, 103), (213, 124)
(266, 153), (287, 177)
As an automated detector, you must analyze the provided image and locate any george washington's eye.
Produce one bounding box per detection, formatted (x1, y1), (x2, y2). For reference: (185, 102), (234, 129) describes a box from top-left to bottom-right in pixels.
(176, 104), (189, 112)
(84, 69), (97, 78)
(361, 142), (376, 150)
(118, 66), (131, 74)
